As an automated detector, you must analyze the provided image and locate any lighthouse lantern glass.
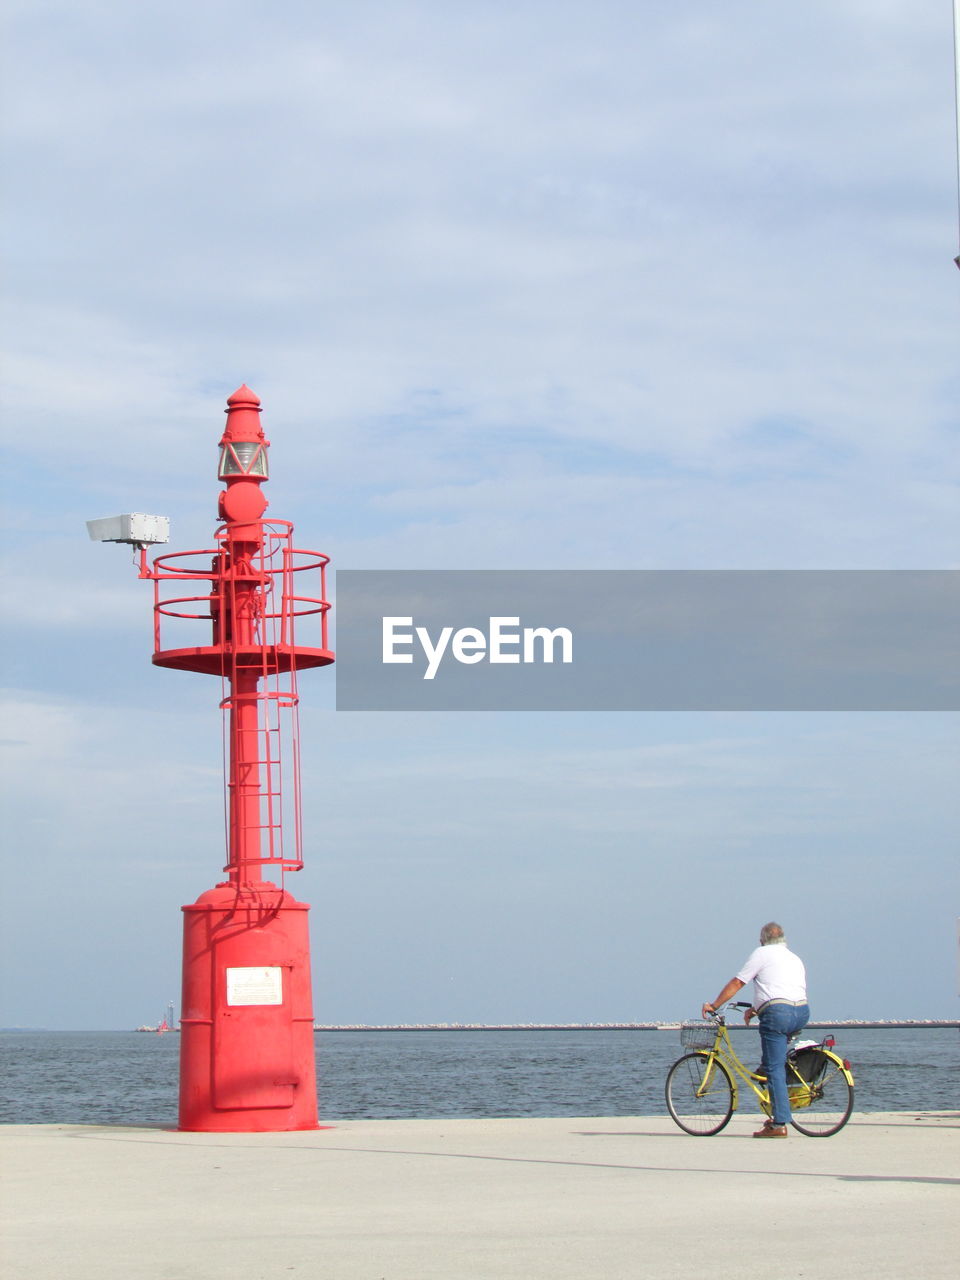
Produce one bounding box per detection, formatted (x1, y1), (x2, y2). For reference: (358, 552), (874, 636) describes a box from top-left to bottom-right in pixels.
(219, 442), (268, 478)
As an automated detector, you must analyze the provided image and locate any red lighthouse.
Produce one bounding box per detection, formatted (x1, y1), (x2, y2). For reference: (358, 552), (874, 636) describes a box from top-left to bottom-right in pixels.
(98, 387), (333, 1131)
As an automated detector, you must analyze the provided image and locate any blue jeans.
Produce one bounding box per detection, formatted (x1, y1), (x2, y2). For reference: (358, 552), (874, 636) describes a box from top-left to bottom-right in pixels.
(758, 1002), (810, 1125)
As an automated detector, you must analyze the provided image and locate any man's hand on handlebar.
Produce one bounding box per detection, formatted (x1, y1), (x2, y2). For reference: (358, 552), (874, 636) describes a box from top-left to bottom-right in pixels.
(730, 999), (757, 1025)
(702, 998), (755, 1024)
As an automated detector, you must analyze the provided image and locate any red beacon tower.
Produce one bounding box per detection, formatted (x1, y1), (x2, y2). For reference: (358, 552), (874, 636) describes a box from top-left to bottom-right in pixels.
(93, 387), (333, 1131)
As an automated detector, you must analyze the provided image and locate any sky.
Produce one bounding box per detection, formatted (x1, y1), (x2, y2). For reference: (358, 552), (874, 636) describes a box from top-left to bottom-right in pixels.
(1, 1), (958, 1029)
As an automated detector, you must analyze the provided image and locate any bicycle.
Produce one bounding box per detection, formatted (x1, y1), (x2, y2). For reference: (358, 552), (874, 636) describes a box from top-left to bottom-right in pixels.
(665, 1002), (855, 1137)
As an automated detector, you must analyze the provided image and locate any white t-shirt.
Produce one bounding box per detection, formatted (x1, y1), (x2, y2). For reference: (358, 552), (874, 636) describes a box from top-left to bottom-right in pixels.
(736, 943), (807, 1010)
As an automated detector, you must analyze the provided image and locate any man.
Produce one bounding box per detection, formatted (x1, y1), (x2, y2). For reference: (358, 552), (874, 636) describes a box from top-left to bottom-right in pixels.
(702, 921), (809, 1138)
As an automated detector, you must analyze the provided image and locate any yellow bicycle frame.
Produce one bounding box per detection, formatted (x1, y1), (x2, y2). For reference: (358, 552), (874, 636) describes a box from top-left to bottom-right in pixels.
(697, 1021), (853, 1116)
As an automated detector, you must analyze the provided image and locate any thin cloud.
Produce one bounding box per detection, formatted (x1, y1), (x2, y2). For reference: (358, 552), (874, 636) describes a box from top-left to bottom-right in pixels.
(2, 2), (957, 1027)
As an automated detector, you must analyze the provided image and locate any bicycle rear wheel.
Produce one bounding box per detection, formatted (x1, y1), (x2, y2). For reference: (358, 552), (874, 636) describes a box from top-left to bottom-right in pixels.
(789, 1054), (854, 1136)
(665, 1052), (734, 1135)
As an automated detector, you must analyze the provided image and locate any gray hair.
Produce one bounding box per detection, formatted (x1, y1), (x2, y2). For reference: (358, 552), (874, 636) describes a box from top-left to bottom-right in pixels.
(760, 921), (785, 945)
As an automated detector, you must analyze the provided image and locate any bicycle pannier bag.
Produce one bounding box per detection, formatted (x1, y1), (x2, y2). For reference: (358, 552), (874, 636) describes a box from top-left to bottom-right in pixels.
(789, 1047), (826, 1083)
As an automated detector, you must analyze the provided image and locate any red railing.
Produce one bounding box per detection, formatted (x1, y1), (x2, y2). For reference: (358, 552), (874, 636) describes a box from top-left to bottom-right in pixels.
(141, 521), (332, 882)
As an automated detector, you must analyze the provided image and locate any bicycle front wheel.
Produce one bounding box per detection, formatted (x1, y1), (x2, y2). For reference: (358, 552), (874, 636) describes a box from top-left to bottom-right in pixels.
(665, 1052), (734, 1135)
(789, 1054), (854, 1137)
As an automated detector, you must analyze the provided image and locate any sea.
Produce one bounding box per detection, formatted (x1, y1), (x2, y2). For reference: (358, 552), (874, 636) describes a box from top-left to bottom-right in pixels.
(0, 1027), (956, 1127)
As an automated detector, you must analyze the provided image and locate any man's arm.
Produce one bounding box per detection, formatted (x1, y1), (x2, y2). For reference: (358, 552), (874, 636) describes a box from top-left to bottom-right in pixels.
(702, 977), (744, 1018)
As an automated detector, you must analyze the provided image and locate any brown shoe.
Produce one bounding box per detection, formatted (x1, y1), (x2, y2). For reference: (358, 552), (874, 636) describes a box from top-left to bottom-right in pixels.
(754, 1121), (788, 1138)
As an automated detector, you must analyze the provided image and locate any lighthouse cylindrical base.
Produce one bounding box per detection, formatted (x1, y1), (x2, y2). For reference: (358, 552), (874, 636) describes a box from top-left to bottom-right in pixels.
(178, 883), (319, 1132)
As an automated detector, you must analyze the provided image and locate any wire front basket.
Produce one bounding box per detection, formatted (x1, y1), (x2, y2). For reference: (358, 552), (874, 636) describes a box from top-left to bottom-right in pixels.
(680, 1021), (718, 1050)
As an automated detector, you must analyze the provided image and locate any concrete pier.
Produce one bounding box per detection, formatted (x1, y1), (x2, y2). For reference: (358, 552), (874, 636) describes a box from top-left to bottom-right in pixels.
(3, 1112), (957, 1278)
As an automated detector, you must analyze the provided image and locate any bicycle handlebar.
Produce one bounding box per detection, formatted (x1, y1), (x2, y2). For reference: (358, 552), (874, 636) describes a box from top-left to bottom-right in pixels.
(704, 1000), (753, 1024)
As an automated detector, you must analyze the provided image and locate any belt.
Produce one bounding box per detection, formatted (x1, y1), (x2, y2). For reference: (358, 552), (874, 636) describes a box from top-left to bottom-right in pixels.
(756, 998), (807, 1013)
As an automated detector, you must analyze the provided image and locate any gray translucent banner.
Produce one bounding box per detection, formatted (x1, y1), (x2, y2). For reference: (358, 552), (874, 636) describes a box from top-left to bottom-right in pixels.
(334, 570), (959, 711)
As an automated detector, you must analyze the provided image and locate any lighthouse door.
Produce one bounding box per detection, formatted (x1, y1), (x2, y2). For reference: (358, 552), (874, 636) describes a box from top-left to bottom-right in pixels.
(213, 966), (297, 1110)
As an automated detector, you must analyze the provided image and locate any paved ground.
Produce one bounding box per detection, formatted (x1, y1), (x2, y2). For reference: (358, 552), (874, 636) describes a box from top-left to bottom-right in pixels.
(2, 1112), (957, 1279)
